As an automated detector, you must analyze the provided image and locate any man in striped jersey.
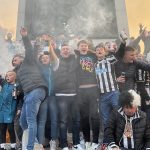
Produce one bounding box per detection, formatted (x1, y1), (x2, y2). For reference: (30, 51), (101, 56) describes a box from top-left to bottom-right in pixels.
(95, 43), (120, 128)
(105, 90), (150, 150)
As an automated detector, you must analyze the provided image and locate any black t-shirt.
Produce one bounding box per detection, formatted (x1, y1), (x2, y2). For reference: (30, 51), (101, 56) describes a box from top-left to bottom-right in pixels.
(75, 50), (97, 86)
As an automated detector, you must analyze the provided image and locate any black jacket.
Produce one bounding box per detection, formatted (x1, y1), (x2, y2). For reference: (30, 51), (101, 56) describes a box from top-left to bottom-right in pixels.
(115, 60), (150, 92)
(54, 55), (78, 94)
(17, 36), (47, 94)
(105, 109), (150, 150)
(115, 43), (150, 92)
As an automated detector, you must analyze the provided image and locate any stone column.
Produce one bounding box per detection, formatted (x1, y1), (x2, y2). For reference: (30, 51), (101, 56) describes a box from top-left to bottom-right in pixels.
(114, 0), (129, 36)
(16, 0), (26, 40)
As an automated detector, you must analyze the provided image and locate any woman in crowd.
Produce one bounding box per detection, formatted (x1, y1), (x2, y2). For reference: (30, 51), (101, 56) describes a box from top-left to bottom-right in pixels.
(37, 40), (59, 150)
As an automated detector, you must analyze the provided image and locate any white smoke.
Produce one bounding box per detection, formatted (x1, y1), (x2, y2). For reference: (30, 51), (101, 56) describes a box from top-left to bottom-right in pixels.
(0, 26), (14, 76)
(26, 0), (118, 39)
(0, 26), (24, 76)
(67, 0), (116, 38)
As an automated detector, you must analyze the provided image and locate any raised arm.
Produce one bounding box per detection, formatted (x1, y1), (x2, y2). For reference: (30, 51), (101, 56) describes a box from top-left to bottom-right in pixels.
(49, 42), (58, 63)
(139, 23), (144, 34)
(129, 28), (147, 49)
(47, 41), (59, 70)
(128, 36), (141, 49)
(0, 75), (5, 87)
(115, 42), (126, 59)
(20, 28), (34, 63)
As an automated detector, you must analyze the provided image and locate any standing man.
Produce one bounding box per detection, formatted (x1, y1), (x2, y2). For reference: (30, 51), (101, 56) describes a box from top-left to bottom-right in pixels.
(75, 40), (100, 150)
(54, 44), (82, 150)
(18, 28), (47, 150)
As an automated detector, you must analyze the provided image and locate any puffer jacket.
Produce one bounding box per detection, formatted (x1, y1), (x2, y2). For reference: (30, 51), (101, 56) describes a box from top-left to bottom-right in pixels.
(17, 36), (47, 94)
(54, 55), (78, 94)
(105, 108), (150, 150)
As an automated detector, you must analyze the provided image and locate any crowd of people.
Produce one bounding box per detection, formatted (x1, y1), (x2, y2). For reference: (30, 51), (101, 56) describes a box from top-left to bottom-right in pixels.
(0, 24), (150, 150)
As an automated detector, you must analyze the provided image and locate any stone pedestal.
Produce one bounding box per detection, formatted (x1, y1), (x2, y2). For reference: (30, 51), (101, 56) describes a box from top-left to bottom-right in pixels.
(16, 0), (129, 40)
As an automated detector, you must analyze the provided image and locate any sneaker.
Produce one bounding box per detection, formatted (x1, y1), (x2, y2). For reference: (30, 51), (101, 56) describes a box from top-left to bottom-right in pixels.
(72, 144), (85, 150)
(22, 129), (29, 150)
(16, 142), (22, 150)
(80, 138), (85, 149)
(5, 143), (11, 149)
(85, 142), (91, 150)
(50, 140), (56, 150)
(0, 143), (5, 149)
(34, 143), (44, 150)
(91, 143), (99, 150)
(11, 143), (16, 149)
(62, 147), (69, 150)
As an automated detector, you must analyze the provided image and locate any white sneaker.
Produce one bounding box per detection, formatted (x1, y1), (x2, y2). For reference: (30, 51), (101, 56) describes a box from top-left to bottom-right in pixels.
(72, 144), (85, 150)
(0, 143), (5, 148)
(34, 143), (43, 150)
(80, 138), (85, 149)
(62, 147), (69, 150)
(85, 142), (91, 150)
(50, 140), (56, 150)
(91, 143), (99, 150)
(22, 129), (29, 150)
(4, 143), (11, 149)
(11, 143), (16, 149)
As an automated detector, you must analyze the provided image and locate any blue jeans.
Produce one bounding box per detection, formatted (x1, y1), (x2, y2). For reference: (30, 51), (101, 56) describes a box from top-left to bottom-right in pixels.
(20, 88), (46, 150)
(37, 98), (48, 144)
(100, 91), (119, 126)
(48, 96), (58, 140)
(56, 96), (80, 148)
(37, 96), (58, 144)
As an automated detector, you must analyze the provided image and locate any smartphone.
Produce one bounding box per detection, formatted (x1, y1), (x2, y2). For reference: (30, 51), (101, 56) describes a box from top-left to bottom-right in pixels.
(44, 40), (49, 46)
(43, 46), (49, 52)
(120, 31), (128, 41)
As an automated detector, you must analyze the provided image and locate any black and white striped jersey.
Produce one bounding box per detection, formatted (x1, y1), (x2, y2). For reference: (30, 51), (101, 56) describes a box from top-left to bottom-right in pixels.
(95, 54), (118, 93)
(118, 108), (140, 149)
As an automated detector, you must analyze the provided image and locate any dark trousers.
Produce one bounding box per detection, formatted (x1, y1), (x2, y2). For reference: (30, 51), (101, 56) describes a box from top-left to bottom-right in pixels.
(14, 113), (23, 143)
(0, 123), (16, 143)
(78, 86), (100, 144)
(37, 96), (58, 144)
(56, 96), (80, 148)
(137, 82), (150, 120)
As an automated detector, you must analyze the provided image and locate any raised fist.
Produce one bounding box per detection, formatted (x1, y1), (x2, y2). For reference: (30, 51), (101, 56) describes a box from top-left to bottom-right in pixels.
(139, 23), (144, 29)
(20, 27), (28, 37)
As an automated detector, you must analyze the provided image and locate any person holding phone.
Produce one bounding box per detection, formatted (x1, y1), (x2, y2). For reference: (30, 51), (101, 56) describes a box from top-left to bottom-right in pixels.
(115, 29), (150, 92)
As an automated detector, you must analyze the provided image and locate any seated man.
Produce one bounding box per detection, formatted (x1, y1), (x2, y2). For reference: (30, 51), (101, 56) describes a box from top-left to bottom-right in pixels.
(105, 90), (150, 150)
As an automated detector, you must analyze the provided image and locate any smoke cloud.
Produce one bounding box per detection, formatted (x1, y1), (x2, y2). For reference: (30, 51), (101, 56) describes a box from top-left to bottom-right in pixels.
(25, 0), (118, 39)
(0, 26), (14, 75)
(0, 26), (24, 76)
